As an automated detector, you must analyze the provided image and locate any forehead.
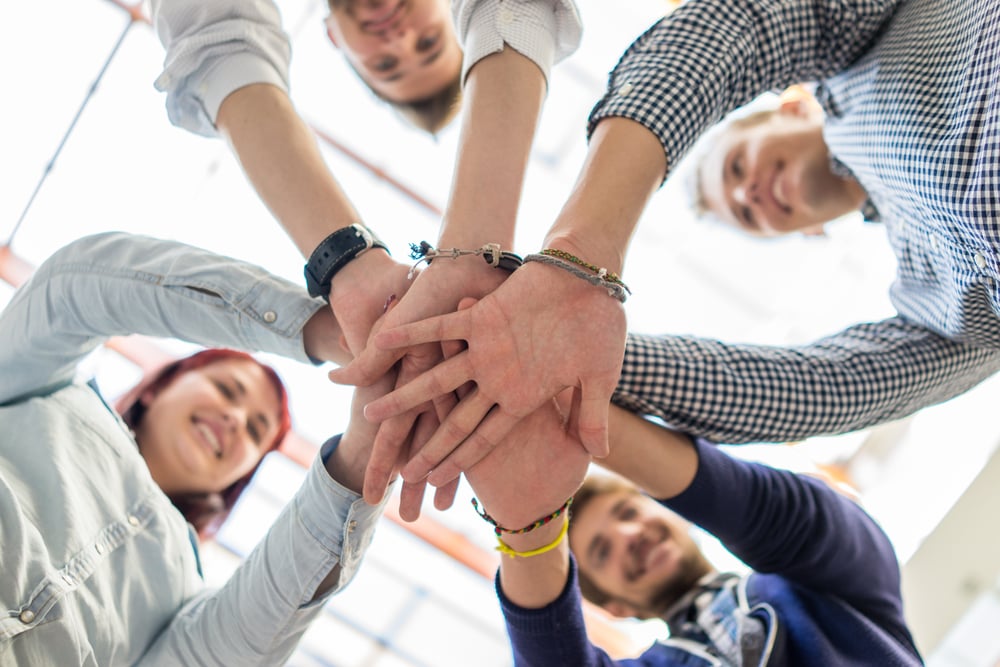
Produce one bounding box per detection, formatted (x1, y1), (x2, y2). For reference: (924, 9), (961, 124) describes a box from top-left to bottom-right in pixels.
(696, 123), (747, 224)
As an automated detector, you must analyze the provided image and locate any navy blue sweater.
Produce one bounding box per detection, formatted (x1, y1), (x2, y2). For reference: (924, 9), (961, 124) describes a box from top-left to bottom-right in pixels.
(498, 439), (923, 666)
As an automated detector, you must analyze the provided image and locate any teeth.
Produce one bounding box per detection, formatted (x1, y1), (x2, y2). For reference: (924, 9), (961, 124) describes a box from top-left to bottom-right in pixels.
(196, 423), (222, 457)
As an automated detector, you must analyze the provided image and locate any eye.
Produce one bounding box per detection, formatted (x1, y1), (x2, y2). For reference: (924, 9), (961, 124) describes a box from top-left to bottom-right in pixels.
(247, 422), (262, 445)
(740, 206), (756, 228)
(213, 380), (234, 400)
(619, 506), (637, 521)
(416, 32), (440, 52)
(731, 153), (744, 179)
(372, 55), (398, 72)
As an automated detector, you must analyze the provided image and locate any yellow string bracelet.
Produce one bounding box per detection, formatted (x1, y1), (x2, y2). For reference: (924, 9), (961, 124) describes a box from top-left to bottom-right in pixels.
(495, 517), (569, 559)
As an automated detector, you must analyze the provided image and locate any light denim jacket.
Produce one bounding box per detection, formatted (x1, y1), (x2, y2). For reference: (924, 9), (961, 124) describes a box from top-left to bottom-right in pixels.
(0, 233), (389, 665)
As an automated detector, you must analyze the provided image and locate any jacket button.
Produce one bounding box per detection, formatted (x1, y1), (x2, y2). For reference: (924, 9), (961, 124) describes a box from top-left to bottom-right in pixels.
(263, 311), (277, 323)
(19, 610), (35, 624)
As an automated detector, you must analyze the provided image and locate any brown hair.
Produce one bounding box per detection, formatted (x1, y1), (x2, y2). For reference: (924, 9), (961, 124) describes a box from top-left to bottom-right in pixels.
(569, 474), (644, 607)
(116, 349), (291, 540)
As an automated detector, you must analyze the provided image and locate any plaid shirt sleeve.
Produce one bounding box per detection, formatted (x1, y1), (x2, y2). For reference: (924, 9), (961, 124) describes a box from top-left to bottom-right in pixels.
(588, 0), (900, 168)
(614, 318), (1000, 444)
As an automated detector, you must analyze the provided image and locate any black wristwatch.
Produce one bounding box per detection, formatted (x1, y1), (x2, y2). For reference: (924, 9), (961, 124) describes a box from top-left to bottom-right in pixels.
(304, 223), (389, 301)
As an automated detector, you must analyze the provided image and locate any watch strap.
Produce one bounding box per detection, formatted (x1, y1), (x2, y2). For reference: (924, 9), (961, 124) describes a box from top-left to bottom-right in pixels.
(304, 224), (389, 301)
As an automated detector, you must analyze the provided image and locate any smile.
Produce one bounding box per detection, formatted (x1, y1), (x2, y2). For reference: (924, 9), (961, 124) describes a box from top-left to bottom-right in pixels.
(194, 421), (223, 458)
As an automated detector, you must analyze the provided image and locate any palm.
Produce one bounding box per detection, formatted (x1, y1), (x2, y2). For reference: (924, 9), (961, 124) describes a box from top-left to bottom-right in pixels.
(366, 263), (627, 485)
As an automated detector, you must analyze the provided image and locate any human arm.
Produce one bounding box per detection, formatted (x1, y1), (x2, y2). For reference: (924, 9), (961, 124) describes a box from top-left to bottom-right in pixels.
(150, 0), (406, 355)
(600, 405), (905, 620)
(138, 378), (396, 665)
(0, 232), (347, 405)
(613, 322), (1000, 444)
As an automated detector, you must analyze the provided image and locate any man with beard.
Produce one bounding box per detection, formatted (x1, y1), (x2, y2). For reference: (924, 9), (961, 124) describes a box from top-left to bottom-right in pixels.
(465, 400), (923, 665)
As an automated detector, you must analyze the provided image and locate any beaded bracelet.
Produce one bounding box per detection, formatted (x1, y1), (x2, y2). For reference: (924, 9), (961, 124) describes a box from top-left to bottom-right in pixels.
(472, 496), (573, 537)
(495, 517), (569, 559)
(523, 253), (630, 303)
(407, 241), (523, 279)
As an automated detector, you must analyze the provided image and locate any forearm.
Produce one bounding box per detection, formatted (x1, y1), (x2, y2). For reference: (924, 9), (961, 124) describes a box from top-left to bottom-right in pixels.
(216, 84), (360, 256)
(0, 233), (324, 404)
(544, 117), (664, 274)
(615, 320), (1000, 443)
(599, 406), (698, 499)
(587, 0), (900, 168)
(439, 48), (546, 249)
(497, 520), (571, 609)
(140, 453), (389, 665)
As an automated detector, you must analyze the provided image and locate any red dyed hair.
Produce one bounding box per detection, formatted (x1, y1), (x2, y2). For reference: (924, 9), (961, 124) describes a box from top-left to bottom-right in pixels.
(116, 349), (291, 539)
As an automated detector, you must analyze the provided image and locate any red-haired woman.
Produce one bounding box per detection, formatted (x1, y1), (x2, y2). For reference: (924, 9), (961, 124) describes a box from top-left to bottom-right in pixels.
(0, 232), (404, 665)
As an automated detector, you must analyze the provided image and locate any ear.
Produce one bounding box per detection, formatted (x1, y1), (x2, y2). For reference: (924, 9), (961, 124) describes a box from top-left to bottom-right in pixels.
(324, 17), (341, 49)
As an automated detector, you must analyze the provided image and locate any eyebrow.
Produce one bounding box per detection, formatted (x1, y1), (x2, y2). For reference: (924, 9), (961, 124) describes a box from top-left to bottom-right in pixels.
(378, 46), (445, 82)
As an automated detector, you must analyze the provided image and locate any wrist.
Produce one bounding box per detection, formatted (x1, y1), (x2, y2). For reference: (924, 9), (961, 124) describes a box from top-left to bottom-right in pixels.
(323, 430), (375, 495)
(302, 306), (350, 366)
(305, 223), (390, 302)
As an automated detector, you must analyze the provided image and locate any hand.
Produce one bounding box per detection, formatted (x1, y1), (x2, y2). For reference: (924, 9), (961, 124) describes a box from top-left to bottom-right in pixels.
(464, 390), (591, 531)
(332, 259), (509, 505)
(326, 251), (416, 358)
(336, 262), (627, 486)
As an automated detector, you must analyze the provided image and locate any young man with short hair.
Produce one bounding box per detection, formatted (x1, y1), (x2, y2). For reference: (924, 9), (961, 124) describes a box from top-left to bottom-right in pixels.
(466, 400), (923, 665)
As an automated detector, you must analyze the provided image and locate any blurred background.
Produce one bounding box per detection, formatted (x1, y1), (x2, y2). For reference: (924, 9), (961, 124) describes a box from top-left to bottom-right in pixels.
(2, 0), (998, 665)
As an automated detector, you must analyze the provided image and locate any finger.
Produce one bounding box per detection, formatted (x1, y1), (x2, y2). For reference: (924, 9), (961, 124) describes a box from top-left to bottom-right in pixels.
(397, 480), (427, 522)
(375, 308), (472, 349)
(426, 409), (519, 487)
(328, 345), (405, 387)
(362, 415), (416, 504)
(433, 476), (461, 511)
(401, 391), (496, 483)
(364, 353), (473, 422)
(576, 381), (612, 458)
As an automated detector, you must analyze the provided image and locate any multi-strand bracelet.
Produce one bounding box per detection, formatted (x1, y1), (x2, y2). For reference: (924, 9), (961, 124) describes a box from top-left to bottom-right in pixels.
(495, 518), (569, 559)
(472, 496), (573, 536)
(523, 248), (631, 302)
(407, 241), (523, 279)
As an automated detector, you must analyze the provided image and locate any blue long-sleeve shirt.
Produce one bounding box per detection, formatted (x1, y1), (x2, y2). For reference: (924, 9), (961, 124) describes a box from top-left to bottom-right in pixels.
(499, 439), (921, 666)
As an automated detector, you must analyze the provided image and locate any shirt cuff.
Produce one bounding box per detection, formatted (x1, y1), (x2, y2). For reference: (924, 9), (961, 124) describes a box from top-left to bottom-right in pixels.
(294, 452), (392, 596)
(200, 52), (289, 130)
(460, 2), (559, 84)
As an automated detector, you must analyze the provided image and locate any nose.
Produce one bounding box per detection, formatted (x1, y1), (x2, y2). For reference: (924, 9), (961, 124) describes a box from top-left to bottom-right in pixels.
(733, 181), (761, 206)
(221, 406), (249, 436)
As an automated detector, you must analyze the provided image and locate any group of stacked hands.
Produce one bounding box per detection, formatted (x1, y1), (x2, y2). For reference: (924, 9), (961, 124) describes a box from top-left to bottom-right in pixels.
(1, 0), (997, 664)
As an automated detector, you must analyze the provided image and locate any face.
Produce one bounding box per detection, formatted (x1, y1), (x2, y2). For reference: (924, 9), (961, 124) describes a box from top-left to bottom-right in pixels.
(699, 102), (866, 237)
(326, 0), (462, 103)
(570, 490), (712, 619)
(135, 359), (281, 496)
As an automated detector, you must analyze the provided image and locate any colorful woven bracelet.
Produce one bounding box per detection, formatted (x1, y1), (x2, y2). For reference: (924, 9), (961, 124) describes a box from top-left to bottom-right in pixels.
(495, 517), (569, 559)
(472, 496), (574, 537)
(523, 254), (630, 303)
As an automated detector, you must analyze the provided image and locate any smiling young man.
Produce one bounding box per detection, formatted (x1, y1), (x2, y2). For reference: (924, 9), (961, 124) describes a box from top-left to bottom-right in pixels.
(467, 403), (923, 666)
(695, 98), (869, 237)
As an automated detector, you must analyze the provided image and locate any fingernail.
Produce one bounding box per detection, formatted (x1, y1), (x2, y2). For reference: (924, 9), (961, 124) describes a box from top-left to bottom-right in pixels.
(383, 293), (397, 313)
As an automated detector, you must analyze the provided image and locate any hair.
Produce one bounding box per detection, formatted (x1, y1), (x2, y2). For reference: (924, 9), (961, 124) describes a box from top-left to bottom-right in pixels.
(569, 474), (644, 608)
(686, 107), (780, 218)
(116, 349), (292, 540)
(358, 61), (463, 135)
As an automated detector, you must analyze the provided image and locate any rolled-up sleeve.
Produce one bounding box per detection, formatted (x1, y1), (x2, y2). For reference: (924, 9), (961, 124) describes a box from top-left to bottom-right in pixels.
(150, 0), (292, 136)
(453, 0), (582, 84)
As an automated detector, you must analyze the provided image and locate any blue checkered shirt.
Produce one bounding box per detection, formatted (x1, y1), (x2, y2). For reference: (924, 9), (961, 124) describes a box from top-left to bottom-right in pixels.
(591, 0), (1000, 443)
